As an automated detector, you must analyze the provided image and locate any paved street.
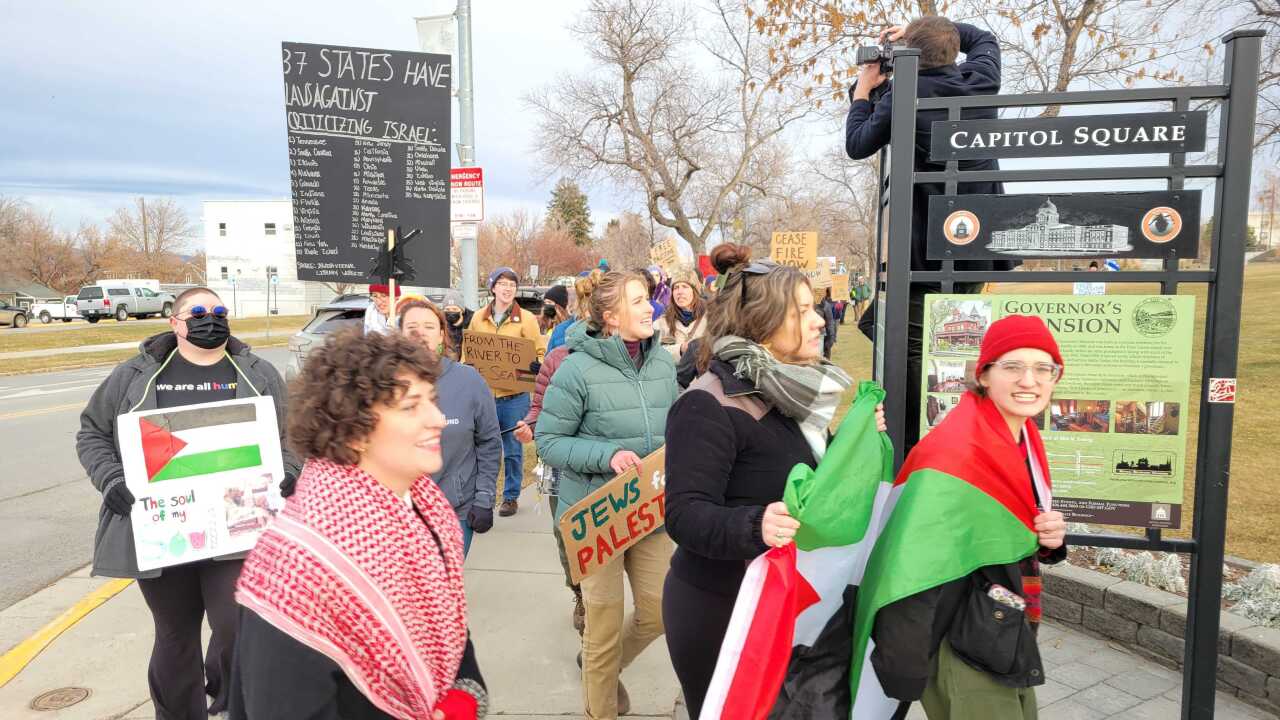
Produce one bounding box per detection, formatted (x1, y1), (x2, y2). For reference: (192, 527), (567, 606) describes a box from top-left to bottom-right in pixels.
(0, 348), (290, 611)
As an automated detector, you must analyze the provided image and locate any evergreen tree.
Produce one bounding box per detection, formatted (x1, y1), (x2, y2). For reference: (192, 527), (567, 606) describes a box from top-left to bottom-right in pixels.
(547, 178), (593, 246)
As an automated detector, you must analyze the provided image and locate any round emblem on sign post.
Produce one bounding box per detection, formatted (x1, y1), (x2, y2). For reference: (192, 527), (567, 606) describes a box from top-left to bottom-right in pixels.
(1141, 207), (1182, 244)
(943, 211), (981, 246)
(1132, 297), (1177, 337)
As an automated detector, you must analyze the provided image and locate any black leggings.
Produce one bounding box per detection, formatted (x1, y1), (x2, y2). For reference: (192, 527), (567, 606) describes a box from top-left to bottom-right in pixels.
(136, 559), (244, 719)
(662, 571), (738, 719)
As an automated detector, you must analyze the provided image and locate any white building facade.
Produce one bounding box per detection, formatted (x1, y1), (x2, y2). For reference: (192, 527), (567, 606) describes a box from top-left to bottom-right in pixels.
(203, 200), (338, 317)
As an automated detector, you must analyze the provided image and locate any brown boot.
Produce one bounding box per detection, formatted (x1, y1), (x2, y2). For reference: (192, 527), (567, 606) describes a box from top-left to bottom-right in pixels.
(617, 681), (631, 715)
(499, 499), (518, 517)
(572, 586), (585, 635)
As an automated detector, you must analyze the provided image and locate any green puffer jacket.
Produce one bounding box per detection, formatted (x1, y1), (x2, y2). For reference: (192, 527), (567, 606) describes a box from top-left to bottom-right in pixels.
(535, 322), (678, 512)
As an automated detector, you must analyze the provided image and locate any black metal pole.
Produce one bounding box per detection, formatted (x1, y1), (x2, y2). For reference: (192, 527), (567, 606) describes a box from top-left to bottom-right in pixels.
(875, 48), (921, 470)
(1181, 29), (1263, 720)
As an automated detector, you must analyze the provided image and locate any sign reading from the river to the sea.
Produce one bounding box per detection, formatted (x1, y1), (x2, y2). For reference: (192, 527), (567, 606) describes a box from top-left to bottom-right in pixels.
(920, 294), (1195, 528)
(929, 111), (1208, 161)
(559, 448), (666, 583)
(282, 42), (451, 285)
(118, 398), (287, 571)
(927, 191), (1201, 260)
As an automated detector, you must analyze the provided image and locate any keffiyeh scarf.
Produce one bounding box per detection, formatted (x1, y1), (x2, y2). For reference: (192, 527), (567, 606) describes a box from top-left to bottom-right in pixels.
(236, 458), (469, 719)
(713, 335), (852, 459)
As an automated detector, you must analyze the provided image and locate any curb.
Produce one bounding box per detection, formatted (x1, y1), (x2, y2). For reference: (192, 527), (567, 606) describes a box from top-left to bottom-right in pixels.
(0, 579), (134, 688)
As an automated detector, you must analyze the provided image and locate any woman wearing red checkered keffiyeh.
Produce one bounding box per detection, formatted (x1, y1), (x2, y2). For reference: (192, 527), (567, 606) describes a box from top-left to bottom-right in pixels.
(229, 328), (487, 720)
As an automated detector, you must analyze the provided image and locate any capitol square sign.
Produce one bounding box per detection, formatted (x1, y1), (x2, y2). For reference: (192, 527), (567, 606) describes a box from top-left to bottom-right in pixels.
(925, 111), (1206, 261)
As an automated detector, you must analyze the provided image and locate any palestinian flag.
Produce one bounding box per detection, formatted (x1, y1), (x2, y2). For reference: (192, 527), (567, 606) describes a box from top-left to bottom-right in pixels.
(847, 391), (1047, 712)
(140, 403), (263, 483)
(701, 382), (902, 720)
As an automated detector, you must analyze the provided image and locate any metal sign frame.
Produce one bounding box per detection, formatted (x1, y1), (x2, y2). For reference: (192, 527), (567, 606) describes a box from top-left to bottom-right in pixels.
(871, 31), (1264, 720)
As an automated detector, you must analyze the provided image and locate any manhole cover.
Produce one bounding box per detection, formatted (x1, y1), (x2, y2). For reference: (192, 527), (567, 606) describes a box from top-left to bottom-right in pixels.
(30, 687), (90, 711)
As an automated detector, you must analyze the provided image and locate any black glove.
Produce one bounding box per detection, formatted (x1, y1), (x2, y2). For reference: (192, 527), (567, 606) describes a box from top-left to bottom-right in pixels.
(279, 471), (298, 499)
(529, 360), (542, 375)
(467, 504), (494, 534)
(103, 479), (135, 517)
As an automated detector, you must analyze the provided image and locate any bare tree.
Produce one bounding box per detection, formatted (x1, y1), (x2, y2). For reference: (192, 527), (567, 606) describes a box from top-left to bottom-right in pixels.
(107, 197), (196, 279)
(596, 212), (656, 270)
(750, 0), (1196, 115)
(526, 0), (815, 254)
(1195, 0), (1280, 154)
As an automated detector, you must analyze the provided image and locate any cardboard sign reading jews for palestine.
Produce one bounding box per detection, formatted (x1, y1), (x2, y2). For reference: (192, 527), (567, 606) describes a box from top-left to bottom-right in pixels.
(281, 42), (452, 286)
(559, 448), (666, 584)
(116, 397), (287, 571)
(770, 231), (818, 270)
(462, 330), (538, 395)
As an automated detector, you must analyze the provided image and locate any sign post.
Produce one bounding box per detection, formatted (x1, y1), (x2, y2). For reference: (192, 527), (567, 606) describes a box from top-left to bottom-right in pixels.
(871, 32), (1264, 719)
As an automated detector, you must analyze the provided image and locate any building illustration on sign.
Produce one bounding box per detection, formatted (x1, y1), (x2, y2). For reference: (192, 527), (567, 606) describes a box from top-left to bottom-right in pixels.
(933, 308), (987, 352)
(987, 198), (1132, 255)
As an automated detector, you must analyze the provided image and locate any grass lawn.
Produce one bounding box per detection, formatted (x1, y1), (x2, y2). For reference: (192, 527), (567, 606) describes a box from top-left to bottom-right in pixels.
(0, 336), (293, 376)
(499, 265), (1279, 564)
(0, 315), (310, 354)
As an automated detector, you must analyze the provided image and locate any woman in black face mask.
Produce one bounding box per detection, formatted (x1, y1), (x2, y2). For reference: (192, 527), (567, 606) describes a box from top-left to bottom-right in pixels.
(539, 285), (571, 335)
(440, 290), (474, 360)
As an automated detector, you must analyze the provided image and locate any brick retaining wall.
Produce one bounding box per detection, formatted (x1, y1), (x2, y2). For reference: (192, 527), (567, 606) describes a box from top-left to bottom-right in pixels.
(1043, 563), (1280, 715)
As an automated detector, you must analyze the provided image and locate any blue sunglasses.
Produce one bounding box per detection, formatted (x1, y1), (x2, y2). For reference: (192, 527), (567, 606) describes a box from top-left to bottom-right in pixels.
(184, 305), (229, 319)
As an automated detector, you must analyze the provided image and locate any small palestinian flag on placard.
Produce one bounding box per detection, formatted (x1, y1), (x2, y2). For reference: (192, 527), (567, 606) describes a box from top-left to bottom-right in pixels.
(140, 404), (263, 483)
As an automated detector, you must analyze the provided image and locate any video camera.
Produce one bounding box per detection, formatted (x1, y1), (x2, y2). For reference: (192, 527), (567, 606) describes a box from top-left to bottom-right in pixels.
(853, 40), (894, 102)
(855, 41), (894, 74)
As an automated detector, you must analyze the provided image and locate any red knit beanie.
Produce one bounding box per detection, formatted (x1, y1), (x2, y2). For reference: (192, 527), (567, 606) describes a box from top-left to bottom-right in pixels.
(368, 283), (403, 298)
(977, 314), (1064, 378)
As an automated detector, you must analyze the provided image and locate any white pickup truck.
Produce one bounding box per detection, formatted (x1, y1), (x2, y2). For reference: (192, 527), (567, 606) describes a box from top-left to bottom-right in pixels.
(30, 296), (79, 323)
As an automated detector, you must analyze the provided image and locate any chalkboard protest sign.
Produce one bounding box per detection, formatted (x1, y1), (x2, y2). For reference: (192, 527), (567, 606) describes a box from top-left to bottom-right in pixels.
(770, 231), (818, 270)
(281, 42), (451, 286)
(558, 448), (666, 583)
(462, 330), (537, 395)
(929, 111), (1208, 161)
(928, 191), (1201, 261)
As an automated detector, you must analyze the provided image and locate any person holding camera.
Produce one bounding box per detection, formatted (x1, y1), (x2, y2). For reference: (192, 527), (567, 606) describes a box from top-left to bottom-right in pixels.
(845, 17), (1014, 449)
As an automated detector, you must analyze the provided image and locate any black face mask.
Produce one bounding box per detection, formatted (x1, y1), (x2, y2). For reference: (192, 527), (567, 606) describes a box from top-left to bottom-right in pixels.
(184, 315), (230, 349)
(542, 304), (558, 319)
(444, 311), (462, 325)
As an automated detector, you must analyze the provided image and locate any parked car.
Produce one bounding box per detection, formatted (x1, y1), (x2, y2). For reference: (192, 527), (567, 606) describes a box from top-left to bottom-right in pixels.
(0, 302), (29, 328)
(30, 296), (79, 323)
(76, 283), (175, 322)
(286, 295), (369, 382)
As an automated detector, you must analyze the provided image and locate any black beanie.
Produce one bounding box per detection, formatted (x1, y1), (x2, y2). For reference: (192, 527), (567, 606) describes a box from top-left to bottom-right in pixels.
(543, 285), (570, 310)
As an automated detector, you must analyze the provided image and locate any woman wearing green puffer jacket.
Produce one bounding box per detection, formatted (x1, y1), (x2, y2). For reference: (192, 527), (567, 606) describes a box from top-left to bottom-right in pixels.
(535, 270), (679, 720)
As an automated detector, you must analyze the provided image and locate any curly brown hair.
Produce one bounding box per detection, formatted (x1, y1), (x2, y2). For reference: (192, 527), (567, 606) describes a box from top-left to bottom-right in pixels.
(287, 327), (440, 465)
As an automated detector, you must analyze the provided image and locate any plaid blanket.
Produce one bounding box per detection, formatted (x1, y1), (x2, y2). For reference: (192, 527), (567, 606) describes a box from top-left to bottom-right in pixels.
(713, 336), (852, 459)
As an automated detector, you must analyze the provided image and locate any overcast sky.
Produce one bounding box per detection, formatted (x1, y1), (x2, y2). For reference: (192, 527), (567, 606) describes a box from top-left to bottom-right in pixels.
(0, 1), (1258, 241)
(0, 0), (625, 232)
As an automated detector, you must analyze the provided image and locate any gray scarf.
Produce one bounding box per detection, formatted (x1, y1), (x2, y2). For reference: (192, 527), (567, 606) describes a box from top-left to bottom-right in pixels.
(713, 336), (852, 459)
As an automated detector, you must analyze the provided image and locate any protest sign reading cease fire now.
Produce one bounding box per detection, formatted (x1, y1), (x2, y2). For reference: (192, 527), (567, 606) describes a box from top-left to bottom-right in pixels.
(558, 448), (666, 583)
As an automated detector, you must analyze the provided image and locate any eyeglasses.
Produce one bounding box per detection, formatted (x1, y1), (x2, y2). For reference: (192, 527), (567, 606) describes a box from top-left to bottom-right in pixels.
(493, 281), (518, 290)
(181, 305), (229, 320)
(989, 360), (1062, 383)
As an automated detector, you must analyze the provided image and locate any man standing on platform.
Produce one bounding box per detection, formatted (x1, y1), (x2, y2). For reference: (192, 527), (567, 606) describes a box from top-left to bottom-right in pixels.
(845, 16), (1014, 447)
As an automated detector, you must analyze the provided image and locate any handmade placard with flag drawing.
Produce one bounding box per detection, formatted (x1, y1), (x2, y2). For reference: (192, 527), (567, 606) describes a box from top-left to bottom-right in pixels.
(117, 397), (286, 571)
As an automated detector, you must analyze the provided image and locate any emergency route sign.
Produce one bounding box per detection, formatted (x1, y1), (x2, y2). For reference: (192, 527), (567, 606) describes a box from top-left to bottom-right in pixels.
(450, 167), (484, 222)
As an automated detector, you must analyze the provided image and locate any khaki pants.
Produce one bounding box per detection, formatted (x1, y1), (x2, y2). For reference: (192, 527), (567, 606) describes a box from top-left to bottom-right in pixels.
(579, 531), (674, 720)
(922, 638), (1037, 720)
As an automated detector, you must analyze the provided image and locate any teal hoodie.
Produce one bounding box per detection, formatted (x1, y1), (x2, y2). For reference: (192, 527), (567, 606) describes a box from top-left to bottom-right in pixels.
(534, 322), (678, 511)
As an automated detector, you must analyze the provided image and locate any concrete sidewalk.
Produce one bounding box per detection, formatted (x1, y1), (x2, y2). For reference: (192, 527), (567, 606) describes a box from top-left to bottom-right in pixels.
(0, 483), (681, 719)
(1, 481), (1275, 719)
(0, 331), (285, 361)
